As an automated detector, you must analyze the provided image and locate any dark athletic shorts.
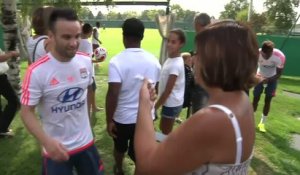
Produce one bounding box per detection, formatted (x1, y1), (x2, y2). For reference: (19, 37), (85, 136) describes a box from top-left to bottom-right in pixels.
(253, 80), (277, 97)
(42, 144), (104, 175)
(161, 105), (182, 119)
(113, 120), (136, 162)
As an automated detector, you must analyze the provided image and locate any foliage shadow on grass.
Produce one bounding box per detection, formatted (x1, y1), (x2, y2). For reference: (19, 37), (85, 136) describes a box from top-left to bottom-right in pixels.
(0, 125), (41, 175)
(251, 156), (279, 175)
(261, 131), (300, 174)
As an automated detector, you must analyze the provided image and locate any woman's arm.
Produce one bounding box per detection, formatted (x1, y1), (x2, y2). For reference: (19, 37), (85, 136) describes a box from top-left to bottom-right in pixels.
(155, 74), (177, 110)
(135, 80), (215, 175)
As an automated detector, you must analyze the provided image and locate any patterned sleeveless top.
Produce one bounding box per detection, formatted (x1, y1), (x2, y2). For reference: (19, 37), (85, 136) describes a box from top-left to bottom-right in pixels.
(186, 104), (253, 175)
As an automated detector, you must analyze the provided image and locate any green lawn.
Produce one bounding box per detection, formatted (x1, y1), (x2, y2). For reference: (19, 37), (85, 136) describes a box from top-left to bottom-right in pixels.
(0, 28), (300, 175)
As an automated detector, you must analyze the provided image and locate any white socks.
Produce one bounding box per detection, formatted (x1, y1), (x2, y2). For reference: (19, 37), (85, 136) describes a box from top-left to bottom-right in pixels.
(260, 114), (267, 124)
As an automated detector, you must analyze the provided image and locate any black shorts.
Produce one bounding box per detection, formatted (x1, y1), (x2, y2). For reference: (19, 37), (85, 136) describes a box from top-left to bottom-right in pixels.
(42, 144), (104, 175)
(113, 121), (136, 162)
(253, 80), (277, 97)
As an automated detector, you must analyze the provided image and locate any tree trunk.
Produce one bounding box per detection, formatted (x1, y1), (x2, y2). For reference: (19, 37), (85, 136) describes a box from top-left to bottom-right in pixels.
(1, 0), (21, 95)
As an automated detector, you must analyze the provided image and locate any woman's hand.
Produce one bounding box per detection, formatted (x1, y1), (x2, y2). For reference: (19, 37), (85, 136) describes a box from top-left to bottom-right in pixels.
(139, 79), (157, 110)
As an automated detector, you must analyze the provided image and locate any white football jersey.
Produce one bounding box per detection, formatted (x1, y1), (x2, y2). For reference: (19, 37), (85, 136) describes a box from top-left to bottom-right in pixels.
(21, 52), (94, 155)
(257, 48), (285, 78)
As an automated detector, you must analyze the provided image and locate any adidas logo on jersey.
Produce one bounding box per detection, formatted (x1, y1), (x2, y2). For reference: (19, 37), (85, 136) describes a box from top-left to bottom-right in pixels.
(50, 77), (59, 86)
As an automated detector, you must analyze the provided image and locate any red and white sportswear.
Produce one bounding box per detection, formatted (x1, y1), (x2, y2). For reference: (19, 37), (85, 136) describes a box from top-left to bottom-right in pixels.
(21, 52), (94, 155)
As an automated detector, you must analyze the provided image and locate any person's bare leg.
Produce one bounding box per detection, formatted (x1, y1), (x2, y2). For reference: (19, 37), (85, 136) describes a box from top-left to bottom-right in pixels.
(160, 117), (175, 135)
(113, 149), (124, 175)
(262, 96), (272, 119)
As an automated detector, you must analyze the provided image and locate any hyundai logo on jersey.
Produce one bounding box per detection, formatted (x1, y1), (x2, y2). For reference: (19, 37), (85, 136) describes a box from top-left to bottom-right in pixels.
(57, 87), (84, 103)
(51, 87), (85, 113)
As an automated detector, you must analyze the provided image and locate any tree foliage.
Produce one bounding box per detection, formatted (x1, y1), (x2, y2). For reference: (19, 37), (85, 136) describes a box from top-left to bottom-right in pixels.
(236, 8), (248, 22)
(78, 7), (94, 20)
(183, 10), (197, 22)
(140, 9), (165, 21)
(122, 11), (139, 20)
(265, 0), (297, 31)
(170, 4), (185, 20)
(220, 0), (249, 19)
(96, 11), (105, 20)
(16, 0), (113, 17)
(250, 12), (268, 33)
(106, 10), (119, 20)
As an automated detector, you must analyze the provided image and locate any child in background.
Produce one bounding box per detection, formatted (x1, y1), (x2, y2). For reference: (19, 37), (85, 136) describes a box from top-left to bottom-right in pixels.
(155, 29), (186, 135)
(78, 23), (101, 116)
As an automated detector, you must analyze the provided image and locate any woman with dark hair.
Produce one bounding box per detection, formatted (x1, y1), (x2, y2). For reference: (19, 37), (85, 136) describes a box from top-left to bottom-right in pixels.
(26, 6), (54, 64)
(134, 20), (259, 175)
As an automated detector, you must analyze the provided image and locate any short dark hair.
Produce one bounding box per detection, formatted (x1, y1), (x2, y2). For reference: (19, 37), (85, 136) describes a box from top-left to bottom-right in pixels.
(82, 23), (93, 34)
(194, 13), (211, 27)
(122, 18), (144, 40)
(195, 20), (259, 91)
(170, 28), (186, 44)
(32, 6), (54, 35)
(261, 40), (274, 54)
(48, 8), (79, 32)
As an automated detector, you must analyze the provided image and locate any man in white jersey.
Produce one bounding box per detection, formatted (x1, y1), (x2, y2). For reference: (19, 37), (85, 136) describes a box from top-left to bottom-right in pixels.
(105, 18), (161, 175)
(20, 8), (104, 175)
(253, 40), (285, 133)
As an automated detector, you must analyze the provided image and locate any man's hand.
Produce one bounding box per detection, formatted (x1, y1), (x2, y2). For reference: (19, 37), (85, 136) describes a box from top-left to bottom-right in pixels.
(256, 74), (266, 83)
(107, 121), (117, 138)
(262, 78), (269, 84)
(43, 137), (69, 162)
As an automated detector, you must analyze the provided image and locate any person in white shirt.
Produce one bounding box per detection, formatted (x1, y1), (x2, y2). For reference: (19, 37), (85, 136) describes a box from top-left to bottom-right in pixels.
(26, 6), (54, 64)
(155, 29), (186, 135)
(78, 23), (101, 114)
(20, 8), (104, 175)
(105, 18), (161, 175)
(253, 40), (286, 133)
(92, 22), (102, 50)
(78, 23), (93, 57)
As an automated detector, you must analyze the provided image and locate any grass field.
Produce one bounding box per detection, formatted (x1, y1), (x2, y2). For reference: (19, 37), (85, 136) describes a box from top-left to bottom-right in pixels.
(0, 28), (300, 175)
